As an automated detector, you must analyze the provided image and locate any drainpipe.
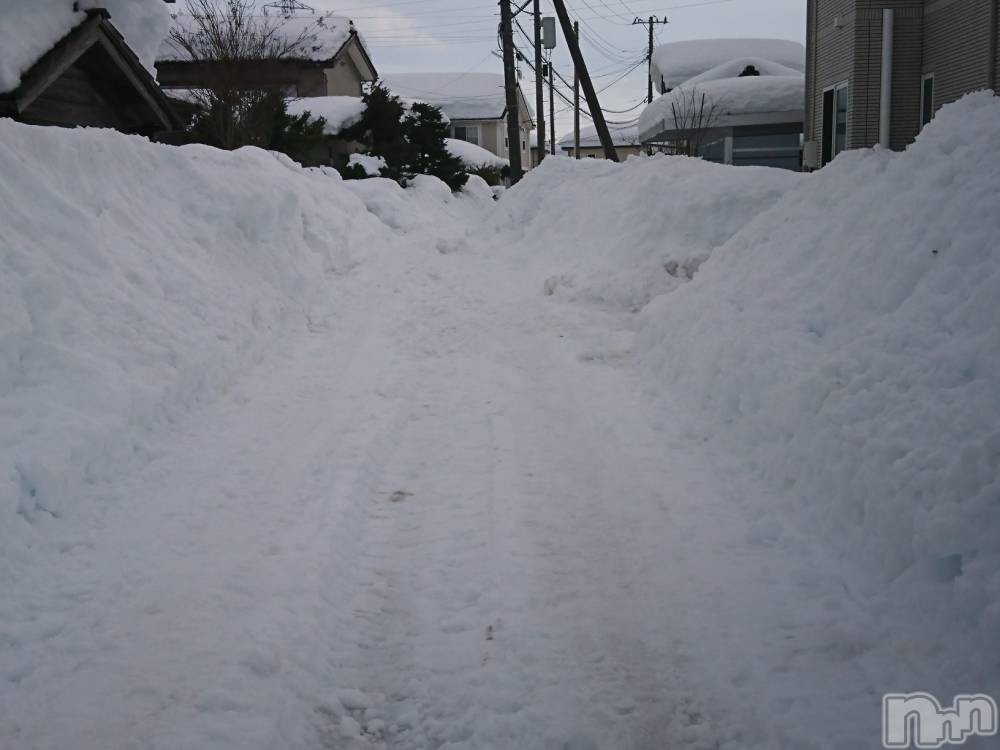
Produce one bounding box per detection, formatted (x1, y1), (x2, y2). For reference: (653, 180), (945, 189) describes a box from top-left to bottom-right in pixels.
(879, 8), (895, 149)
(989, 0), (998, 92)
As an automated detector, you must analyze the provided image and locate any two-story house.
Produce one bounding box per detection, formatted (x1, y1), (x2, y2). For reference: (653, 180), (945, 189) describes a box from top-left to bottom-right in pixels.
(155, 12), (377, 98)
(804, 0), (1000, 167)
(382, 72), (534, 169)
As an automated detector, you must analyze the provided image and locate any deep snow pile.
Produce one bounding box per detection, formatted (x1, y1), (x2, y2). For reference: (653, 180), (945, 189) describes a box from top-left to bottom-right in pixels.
(493, 153), (802, 311)
(0, 120), (489, 556)
(500, 92), (1000, 719)
(640, 92), (1000, 618)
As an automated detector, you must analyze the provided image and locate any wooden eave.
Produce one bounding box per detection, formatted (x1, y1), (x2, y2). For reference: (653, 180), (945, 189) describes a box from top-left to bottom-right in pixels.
(0, 9), (181, 130)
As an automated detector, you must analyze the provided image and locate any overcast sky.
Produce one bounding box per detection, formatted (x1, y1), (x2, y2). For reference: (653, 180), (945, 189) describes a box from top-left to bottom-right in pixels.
(307, 0), (806, 142)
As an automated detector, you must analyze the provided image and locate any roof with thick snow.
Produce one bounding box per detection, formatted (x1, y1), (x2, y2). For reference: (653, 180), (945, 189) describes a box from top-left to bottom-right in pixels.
(157, 12), (367, 64)
(639, 45), (805, 143)
(651, 38), (805, 92)
(382, 72), (533, 122)
(0, 0), (170, 94)
(557, 123), (641, 150)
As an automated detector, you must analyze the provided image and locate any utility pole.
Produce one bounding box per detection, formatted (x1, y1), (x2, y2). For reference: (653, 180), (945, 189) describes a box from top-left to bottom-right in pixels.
(632, 16), (668, 103)
(548, 57), (555, 154)
(500, 0), (523, 181)
(533, 0), (545, 164)
(573, 20), (580, 158)
(552, 0), (618, 161)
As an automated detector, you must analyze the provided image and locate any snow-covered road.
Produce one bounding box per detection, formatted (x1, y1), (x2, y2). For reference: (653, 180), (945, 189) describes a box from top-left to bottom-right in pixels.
(3, 219), (881, 750)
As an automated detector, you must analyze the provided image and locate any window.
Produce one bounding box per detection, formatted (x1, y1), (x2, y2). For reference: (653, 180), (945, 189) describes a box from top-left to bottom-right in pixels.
(822, 82), (848, 166)
(453, 125), (480, 146)
(921, 74), (935, 128)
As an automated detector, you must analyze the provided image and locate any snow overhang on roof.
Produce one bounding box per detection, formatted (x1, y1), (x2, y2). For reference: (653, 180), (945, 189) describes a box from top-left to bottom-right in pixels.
(651, 38), (805, 93)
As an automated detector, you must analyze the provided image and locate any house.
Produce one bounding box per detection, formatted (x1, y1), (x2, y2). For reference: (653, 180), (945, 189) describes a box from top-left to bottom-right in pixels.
(382, 72), (535, 170)
(156, 12), (377, 98)
(804, 0), (1000, 168)
(0, 5), (180, 136)
(556, 123), (644, 160)
(638, 39), (807, 171)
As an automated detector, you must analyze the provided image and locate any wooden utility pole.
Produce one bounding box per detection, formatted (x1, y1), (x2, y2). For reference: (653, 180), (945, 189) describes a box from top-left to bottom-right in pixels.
(573, 20), (580, 158)
(632, 16), (668, 104)
(533, 0), (545, 164)
(552, 0), (617, 161)
(500, 0), (523, 181)
(548, 57), (555, 154)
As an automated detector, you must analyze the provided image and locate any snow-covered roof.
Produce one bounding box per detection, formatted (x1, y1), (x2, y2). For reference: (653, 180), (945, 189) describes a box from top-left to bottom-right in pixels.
(638, 43), (805, 143)
(557, 123), (640, 150)
(382, 72), (533, 121)
(0, 0), (170, 94)
(286, 95), (365, 135)
(157, 12), (367, 64)
(651, 38), (805, 92)
(638, 73), (804, 143)
(446, 138), (508, 168)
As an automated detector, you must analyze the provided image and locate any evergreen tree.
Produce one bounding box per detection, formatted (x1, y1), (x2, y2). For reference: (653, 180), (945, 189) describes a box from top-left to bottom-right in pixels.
(268, 99), (328, 166)
(340, 84), (409, 181)
(340, 84), (470, 191)
(404, 103), (469, 192)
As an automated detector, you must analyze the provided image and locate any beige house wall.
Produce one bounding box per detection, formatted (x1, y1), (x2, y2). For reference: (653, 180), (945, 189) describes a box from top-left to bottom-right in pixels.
(323, 53), (365, 96)
(451, 110), (533, 170)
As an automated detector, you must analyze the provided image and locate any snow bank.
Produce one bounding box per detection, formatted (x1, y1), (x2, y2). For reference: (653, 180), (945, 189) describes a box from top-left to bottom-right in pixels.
(0, 0), (170, 93)
(492, 92), (1000, 746)
(0, 120), (489, 548)
(446, 137), (508, 168)
(640, 92), (1000, 606)
(285, 95), (365, 134)
(494, 154), (802, 311)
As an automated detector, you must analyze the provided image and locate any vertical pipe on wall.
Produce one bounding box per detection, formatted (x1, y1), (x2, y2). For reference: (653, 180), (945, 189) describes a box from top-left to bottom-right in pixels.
(989, 0), (999, 92)
(879, 7), (895, 149)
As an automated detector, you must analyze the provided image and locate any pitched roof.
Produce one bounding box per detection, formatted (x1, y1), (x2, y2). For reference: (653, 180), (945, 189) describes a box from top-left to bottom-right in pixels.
(382, 72), (534, 121)
(157, 12), (368, 65)
(0, 0), (169, 94)
(0, 9), (180, 131)
(558, 123), (640, 149)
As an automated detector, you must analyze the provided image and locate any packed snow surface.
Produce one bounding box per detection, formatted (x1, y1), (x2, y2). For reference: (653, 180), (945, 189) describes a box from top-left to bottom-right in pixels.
(383, 72), (532, 121)
(0, 0), (170, 93)
(651, 37), (805, 91)
(445, 137), (508, 168)
(2, 93), (998, 750)
(286, 95), (365, 134)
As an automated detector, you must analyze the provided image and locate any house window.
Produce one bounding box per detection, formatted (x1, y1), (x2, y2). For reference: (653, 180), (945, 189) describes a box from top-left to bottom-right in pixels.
(822, 82), (848, 165)
(453, 125), (480, 146)
(920, 74), (935, 128)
